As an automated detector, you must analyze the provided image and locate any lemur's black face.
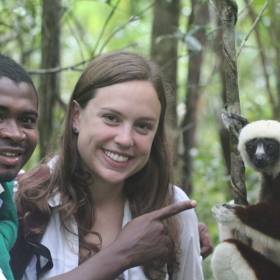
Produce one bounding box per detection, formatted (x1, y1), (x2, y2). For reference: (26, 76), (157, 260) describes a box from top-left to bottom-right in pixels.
(245, 138), (279, 169)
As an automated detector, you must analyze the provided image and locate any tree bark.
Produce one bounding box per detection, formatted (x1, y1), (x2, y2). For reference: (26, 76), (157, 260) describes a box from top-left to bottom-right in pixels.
(150, 0), (180, 167)
(221, 0), (249, 244)
(220, 0), (247, 205)
(180, 0), (209, 195)
(150, 0), (180, 126)
(215, 0), (231, 194)
(38, 0), (62, 159)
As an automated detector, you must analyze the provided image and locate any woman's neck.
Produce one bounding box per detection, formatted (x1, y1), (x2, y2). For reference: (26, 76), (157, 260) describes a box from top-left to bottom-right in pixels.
(90, 179), (126, 208)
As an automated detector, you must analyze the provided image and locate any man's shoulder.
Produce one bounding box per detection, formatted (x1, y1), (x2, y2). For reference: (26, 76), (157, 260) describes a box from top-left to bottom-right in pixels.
(1, 181), (14, 191)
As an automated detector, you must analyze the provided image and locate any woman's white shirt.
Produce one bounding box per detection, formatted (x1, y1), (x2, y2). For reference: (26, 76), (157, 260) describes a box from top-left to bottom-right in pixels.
(15, 185), (203, 280)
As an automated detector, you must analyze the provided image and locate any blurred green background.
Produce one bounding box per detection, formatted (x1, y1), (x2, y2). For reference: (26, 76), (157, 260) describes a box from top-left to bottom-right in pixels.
(1, 0), (278, 278)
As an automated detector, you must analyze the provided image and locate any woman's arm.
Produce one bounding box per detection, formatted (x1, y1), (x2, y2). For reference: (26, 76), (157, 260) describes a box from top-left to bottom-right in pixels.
(48, 200), (197, 280)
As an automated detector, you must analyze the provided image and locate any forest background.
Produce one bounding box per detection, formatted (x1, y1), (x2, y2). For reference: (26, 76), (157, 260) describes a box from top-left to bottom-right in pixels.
(0, 0), (278, 278)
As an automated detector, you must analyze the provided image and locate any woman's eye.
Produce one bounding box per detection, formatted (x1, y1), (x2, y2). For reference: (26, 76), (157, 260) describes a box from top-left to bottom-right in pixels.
(136, 123), (151, 131)
(104, 115), (118, 122)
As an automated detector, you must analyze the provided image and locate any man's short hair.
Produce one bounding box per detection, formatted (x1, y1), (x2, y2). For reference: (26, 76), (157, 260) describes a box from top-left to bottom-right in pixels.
(0, 54), (38, 102)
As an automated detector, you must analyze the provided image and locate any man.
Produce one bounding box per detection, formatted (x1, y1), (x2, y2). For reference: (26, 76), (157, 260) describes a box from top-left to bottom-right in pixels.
(0, 54), (38, 279)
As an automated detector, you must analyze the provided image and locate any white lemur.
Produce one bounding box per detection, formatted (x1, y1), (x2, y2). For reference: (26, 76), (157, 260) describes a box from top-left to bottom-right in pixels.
(211, 112), (280, 280)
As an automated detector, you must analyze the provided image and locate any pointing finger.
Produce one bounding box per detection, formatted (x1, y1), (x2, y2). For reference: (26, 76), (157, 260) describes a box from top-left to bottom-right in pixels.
(150, 200), (197, 221)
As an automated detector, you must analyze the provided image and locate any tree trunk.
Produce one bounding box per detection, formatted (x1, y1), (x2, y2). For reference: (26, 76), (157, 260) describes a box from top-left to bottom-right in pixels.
(150, 0), (180, 125)
(220, 0), (248, 207)
(221, 0), (249, 245)
(180, 0), (209, 195)
(150, 0), (180, 169)
(215, 0), (231, 178)
(38, 0), (62, 159)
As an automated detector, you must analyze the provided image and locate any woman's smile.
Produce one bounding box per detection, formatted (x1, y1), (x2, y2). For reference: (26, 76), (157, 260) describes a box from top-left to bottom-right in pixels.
(72, 80), (161, 186)
(103, 149), (130, 163)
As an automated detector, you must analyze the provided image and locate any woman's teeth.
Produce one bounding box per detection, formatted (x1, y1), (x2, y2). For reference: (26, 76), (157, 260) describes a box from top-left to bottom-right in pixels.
(104, 150), (129, 162)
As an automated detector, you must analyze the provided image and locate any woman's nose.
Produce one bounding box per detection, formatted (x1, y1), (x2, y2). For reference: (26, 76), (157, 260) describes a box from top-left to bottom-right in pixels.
(114, 126), (133, 148)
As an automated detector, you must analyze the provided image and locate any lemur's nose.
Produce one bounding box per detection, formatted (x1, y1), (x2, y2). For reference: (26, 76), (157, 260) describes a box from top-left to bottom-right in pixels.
(255, 154), (265, 163)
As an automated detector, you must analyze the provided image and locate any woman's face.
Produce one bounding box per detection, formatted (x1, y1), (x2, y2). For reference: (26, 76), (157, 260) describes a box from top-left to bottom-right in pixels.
(73, 80), (161, 187)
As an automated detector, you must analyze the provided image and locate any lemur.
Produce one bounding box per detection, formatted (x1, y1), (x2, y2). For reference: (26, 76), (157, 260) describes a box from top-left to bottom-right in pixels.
(211, 111), (280, 280)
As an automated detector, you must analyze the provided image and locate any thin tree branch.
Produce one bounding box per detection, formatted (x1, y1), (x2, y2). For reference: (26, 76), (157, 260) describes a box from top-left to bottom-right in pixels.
(98, 2), (155, 55)
(65, 16), (85, 62)
(236, 0), (268, 58)
(241, 0), (276, 118)
(209, 0), (222, 21)
(92, 0), (122, 56)
(238, 0), (255, 16)
(27, 2), (156, 75)
(27, 59), (89, 74)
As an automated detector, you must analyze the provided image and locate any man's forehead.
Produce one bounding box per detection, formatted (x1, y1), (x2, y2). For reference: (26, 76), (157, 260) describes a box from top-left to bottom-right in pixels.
(0, 77), (38, 110)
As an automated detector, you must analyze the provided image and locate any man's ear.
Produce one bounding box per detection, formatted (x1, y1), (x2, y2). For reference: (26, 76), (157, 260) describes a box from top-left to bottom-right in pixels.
(72, 100), (81, 132)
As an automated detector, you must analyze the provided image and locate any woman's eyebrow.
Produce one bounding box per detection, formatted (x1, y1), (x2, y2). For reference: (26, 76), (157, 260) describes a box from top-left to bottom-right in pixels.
(100, 107), (157, 122)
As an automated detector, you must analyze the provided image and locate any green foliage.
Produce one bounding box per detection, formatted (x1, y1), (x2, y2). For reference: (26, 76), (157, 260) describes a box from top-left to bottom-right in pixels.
(175, 27), (203, 51)
(203, 257), (215, 280)
(0, 0), (42, 61)
(1, 0), (280, 278)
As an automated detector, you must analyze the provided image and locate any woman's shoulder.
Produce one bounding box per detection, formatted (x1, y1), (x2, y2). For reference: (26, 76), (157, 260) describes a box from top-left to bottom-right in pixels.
(171, 185), (198, 224)
(172, 185), (190, 202)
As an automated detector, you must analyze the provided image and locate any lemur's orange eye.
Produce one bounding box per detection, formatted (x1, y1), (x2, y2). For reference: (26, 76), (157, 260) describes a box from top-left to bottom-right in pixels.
(246, 144), (254, 153)
(267, 144), (275, 152)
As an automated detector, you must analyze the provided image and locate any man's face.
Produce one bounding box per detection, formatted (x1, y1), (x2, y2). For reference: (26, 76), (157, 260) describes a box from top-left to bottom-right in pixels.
(0, 77), (38, 182)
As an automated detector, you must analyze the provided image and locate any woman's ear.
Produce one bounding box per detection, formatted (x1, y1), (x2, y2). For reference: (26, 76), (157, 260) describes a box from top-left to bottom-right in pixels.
(72, 100), (81, 132)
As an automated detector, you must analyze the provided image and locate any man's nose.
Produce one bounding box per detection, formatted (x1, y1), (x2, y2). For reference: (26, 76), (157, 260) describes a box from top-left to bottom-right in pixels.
(0, 120), (26, 142)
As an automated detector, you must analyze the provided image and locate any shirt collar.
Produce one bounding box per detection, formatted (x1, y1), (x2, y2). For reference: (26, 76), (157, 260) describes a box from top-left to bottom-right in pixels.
(0, 184), (4, 194)
(48, 192), (61, 208)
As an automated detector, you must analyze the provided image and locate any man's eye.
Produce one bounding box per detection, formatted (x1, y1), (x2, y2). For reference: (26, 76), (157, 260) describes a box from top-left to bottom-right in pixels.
(21, 117), (35, 124)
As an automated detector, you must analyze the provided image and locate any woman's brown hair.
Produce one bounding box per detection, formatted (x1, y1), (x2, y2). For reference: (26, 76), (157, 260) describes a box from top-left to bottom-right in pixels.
(16, 50), (181, 279)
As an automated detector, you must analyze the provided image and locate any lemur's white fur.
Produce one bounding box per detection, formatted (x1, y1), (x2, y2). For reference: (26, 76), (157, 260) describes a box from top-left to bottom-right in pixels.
(211, 242), (258, 280)
(212, 204), (280, 266)
(217, 200), (235, 242)
(218, 223), (235, 242)
(212, 119), (280, 279)
(238, 120), (280, 178)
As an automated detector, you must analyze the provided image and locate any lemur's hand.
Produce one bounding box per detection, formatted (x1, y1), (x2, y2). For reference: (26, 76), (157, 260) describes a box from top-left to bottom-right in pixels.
(224, 203), (242, 210)
(221, 108), (248, 138)
(212, 203), (242, 225)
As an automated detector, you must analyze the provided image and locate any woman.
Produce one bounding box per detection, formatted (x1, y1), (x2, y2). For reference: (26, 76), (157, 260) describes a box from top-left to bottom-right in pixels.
(12, 51), (203, 280)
